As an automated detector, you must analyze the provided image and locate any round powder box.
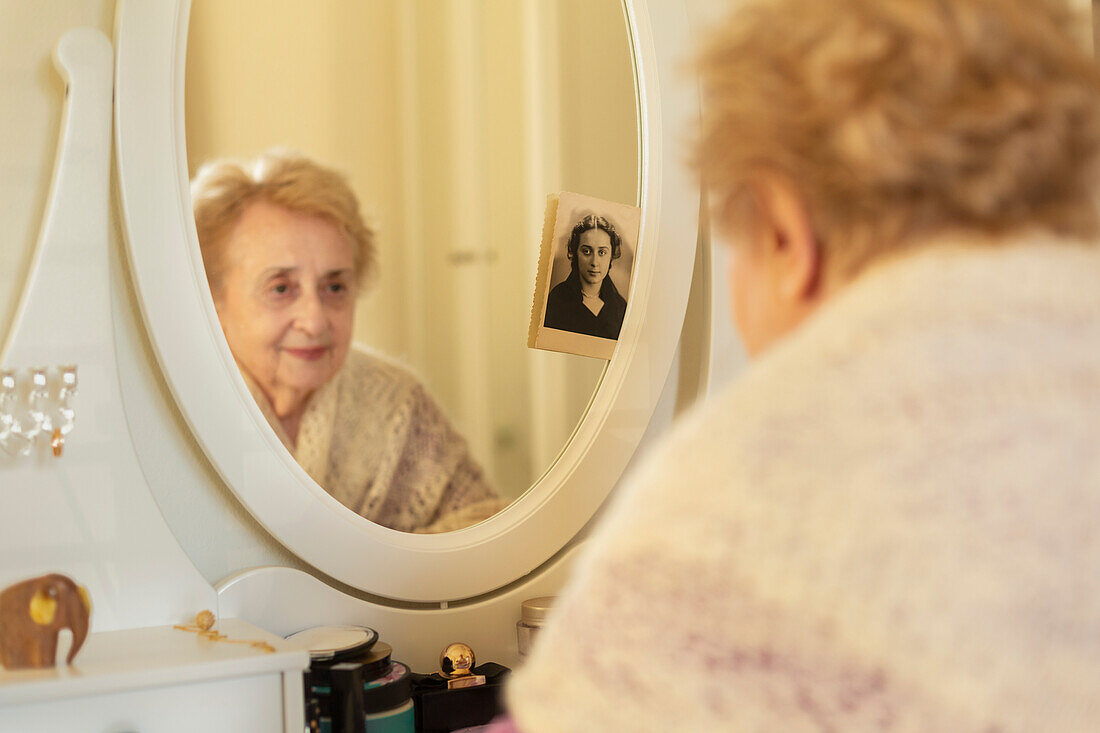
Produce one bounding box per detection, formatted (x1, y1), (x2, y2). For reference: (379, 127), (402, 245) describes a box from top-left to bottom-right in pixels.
(285, 624), (378, 662)
(357, 641), (394, 680)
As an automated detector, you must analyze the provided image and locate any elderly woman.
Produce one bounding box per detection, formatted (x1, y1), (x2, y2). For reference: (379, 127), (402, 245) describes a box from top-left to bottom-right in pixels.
(191, 151), (502, 533)
(501, 0), (1100, 730)
(543, 214), (628, 340)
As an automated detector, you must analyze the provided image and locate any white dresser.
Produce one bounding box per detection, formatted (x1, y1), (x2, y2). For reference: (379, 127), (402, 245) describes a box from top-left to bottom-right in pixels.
(0, 619), (308, 733)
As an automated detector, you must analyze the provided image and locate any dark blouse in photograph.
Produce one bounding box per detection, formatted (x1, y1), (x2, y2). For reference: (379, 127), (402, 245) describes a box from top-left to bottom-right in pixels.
(543, 270), (627, 340)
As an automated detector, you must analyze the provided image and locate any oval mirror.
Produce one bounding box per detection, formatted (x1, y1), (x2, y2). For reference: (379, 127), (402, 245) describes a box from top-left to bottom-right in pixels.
(183, 0), (639, 532)
(114, 0), (699, 601)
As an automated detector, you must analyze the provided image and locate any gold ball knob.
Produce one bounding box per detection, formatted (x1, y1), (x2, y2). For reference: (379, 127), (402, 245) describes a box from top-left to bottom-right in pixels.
(439, 642), (476, 678)
(195, 610), (216, 631)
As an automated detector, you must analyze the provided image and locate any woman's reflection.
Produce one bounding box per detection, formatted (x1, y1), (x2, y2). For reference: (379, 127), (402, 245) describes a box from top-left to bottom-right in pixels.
(191, 150), (503, 533)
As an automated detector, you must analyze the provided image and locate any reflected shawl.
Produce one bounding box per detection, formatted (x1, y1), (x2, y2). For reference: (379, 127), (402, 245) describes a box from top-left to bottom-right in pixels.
(507, 238), (1100, 731)
(246, 347), (504, 533)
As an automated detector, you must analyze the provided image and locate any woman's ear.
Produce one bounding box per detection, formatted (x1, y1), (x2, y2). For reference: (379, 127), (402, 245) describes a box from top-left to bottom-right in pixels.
(750, 172), (822, 302)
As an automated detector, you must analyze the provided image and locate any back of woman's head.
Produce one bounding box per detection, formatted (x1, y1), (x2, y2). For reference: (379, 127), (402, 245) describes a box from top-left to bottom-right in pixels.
(696, 0), (1100, 277)
(191, 149), (376, 292)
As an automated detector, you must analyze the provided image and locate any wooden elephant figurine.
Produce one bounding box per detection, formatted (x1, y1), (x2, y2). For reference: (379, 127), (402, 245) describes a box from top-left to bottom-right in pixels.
(0, 573), (91, 669)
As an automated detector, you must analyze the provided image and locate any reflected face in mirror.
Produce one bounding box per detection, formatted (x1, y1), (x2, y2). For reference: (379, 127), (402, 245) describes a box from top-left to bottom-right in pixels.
(193, 151), (503, 534)
(213, 200), (357, 432)
(575, 229), (613, 291)
(185, 0), (640, 526)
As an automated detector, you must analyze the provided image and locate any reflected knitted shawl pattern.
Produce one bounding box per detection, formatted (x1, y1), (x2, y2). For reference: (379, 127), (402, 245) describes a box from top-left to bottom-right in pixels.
(244, 347), (503, 533)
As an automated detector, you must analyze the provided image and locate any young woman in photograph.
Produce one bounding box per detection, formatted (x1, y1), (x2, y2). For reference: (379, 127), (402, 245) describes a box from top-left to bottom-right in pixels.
(543, 214), (628, 340)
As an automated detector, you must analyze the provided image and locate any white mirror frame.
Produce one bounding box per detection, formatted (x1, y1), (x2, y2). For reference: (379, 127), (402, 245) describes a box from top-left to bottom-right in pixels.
(114, 0), (700, 603)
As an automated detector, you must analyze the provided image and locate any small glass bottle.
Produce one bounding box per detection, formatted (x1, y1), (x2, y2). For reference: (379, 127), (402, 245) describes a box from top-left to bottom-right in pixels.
(516, 596), (555, 660)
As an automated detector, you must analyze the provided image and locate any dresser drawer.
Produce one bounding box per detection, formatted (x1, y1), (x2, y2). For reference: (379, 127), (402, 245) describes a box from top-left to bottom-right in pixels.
(0, 672), (294, 733)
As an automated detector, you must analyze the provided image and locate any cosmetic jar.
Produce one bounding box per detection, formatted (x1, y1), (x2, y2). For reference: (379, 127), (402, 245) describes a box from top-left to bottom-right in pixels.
(363, 660), (414, 733)
(358, 641), (395, 680)
(516, 596), (555, 659)
(287, 625), (379, 662)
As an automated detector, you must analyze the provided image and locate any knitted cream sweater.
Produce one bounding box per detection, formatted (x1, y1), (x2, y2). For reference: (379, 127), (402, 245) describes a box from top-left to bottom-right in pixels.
(507, 238), (1100, 732)
(246, 347), (503, 533)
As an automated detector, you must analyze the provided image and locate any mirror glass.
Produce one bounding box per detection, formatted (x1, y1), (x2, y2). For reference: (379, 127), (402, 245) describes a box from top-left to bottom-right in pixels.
(184, 0), (640, 532)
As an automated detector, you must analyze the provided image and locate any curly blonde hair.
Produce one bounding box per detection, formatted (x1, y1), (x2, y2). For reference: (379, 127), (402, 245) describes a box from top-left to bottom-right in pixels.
(191, 150), (377, 292)
(695, 0), (1100, 278)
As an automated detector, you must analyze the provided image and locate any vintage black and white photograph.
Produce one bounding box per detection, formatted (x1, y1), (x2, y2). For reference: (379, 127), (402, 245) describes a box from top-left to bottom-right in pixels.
(529, 192), (641, 359)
